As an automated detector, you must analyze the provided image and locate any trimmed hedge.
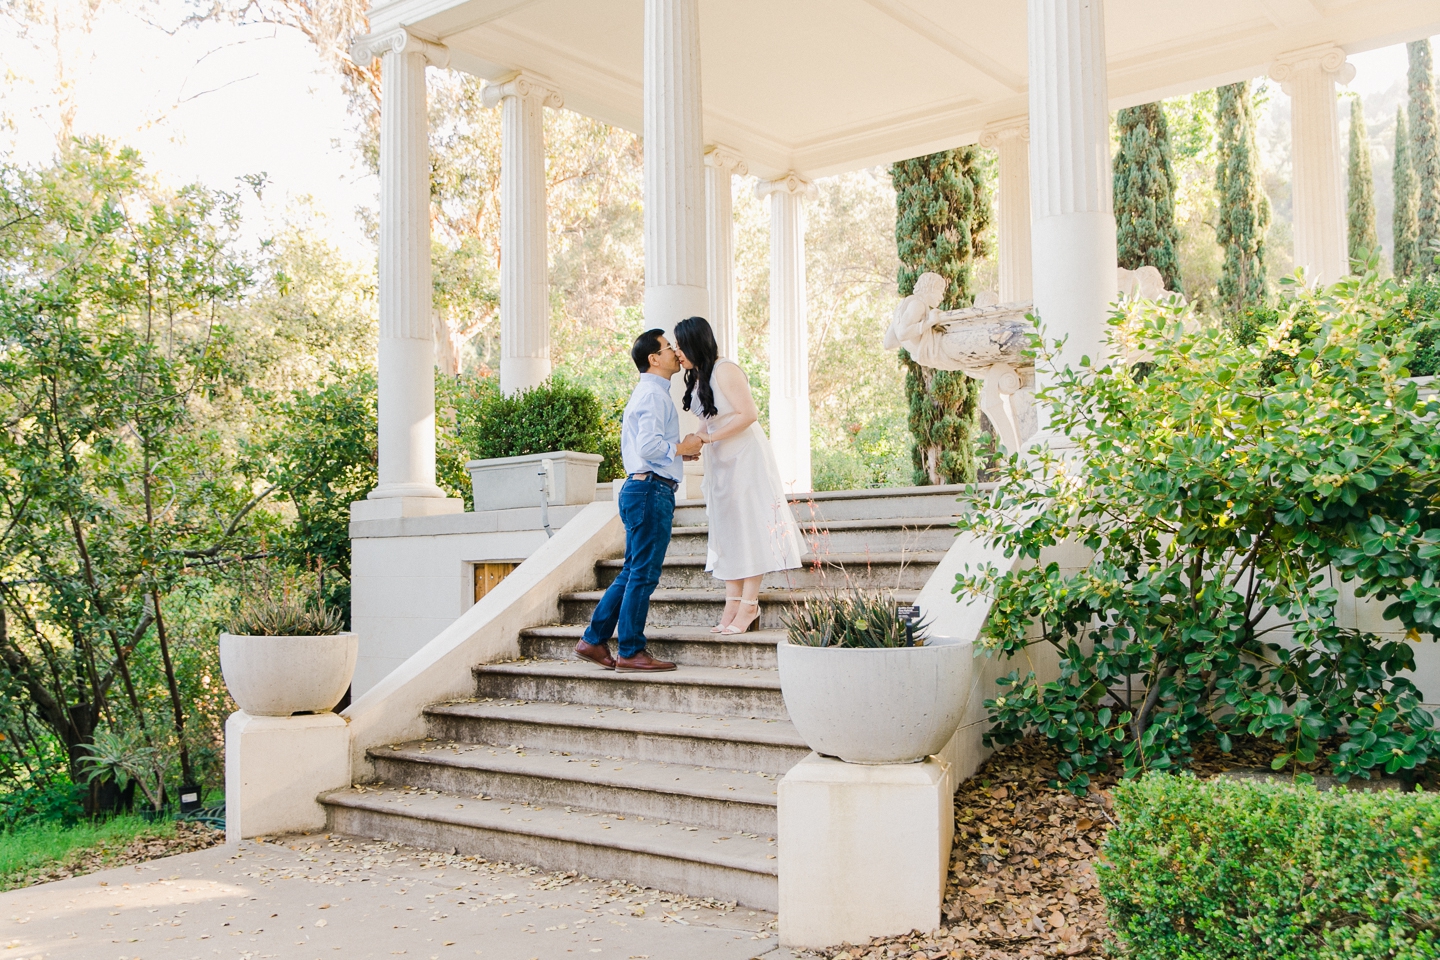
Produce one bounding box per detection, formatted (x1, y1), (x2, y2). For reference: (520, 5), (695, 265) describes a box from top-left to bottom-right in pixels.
(1099, 774), (1440, 960)
(453, 375), (623, 481)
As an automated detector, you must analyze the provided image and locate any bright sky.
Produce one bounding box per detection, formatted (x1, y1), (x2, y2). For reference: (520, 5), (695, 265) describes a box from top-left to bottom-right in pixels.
(0, 2), (1430, 268)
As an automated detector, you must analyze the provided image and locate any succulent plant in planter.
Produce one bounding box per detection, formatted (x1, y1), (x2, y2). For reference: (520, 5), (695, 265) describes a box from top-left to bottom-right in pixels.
(777, 590), (971, 764)
(219, 575), (357, 718)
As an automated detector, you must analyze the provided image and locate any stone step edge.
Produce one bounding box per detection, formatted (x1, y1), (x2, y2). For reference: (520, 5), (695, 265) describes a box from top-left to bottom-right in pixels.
(594, 551), (948, 569)
(559, 588), (921, 603)
(473, 660), (784, 691)
(367, 742), (779, 808)
(423, 701), (808, 749)
(520, 624), (784, 646)
(321, 787), (778, 878)
(669, 517), (957, 534)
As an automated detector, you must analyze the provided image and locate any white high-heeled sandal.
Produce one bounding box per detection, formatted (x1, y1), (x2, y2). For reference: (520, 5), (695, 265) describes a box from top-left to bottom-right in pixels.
(712, 596), (742, 633)
(721, 598), (760, 635)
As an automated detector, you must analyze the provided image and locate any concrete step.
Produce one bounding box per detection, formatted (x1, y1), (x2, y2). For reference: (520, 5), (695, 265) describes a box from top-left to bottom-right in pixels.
(559, 588), (920, 629)
(423, 699), (810, 775)
(473, 660), (789, 719)
(521, 624), (782, 669)
(595, 552), (945, 591)
(368, 740), (779, 834)
(322, 785), (779, 910)
(665, 518), (957, 556)
(785, 485), (979, 522)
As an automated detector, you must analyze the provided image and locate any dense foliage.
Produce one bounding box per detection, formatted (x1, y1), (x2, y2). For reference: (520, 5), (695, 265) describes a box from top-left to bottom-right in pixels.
(1347, 96), (1379, 267)
(956, 273), (1440, 792)
(1394, 106), (1420, 279)
(891, 148), (988, 485)
(1409, 40), (1440, 272)
(1100, 774), (1440, 959)
(1114, 103), (1183, 294)
(1216, 81), (1271, 311)
(454, 376), (622, 482)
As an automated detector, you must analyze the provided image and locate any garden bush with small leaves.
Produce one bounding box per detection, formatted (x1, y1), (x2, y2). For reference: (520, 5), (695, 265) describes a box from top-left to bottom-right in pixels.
(1099, 773), (1440, 960)
(956, 270), (1440, 792)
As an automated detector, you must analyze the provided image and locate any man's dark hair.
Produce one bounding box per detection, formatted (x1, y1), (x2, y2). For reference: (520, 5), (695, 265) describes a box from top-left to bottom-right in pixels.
(632, 328), (666, 373)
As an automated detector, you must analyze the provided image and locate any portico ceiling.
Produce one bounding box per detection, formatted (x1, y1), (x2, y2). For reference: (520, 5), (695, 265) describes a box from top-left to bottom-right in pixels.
(367, 0), (1440, 180)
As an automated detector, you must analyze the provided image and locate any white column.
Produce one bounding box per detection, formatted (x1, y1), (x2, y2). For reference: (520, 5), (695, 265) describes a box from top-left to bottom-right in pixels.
(758, 173), (811, 494)
(483, 73), (563, 396)
(705, 145), (747, 360)
(1027, 0), (1117, 383)
(1270, 44), (1354, 286)
(351, 30), (455, 506)
(643, 0), (708, 335)
(981, 118), (1033, 303)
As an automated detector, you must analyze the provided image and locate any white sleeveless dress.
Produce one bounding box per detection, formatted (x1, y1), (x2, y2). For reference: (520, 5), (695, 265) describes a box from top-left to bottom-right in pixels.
(698, 359), (804, 581)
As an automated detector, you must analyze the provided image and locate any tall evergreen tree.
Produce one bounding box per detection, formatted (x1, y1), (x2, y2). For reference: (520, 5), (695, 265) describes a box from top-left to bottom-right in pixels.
(1410, 39), (1440, 274)
(1395, 106), (1420, 278)
(1113, 102), (1183, 293)
(891, 148), (989, 486)
(1346, 95), (1379, 268)
(1215, 81), (1270, 312)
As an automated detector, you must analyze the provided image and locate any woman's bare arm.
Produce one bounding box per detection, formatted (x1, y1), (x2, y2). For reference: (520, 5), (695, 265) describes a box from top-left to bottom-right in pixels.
(699, 363), (759, 442)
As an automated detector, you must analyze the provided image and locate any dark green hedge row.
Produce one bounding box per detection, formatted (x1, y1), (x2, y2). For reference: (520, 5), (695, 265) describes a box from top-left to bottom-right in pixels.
(1099, 774), (1440, 960)
(453, 376), (624, 481)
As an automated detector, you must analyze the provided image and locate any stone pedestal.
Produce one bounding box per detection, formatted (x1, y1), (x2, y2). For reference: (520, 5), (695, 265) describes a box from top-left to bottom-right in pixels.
(778, 753), (953, 949)
(225, 711), (350, 842)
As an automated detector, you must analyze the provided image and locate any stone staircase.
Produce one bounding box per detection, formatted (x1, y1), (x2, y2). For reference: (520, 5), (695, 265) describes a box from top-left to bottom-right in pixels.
(321, 486), (965, 911)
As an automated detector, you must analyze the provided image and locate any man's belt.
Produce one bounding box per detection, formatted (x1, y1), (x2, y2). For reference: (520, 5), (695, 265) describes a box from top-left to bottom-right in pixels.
(628, 472), (679, 492)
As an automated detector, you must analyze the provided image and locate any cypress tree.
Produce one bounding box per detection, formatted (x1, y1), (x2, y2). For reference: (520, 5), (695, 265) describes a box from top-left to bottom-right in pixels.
(1395, 106), (1420, 278)
(1346, 95), (1379, 269)
(1409, 39), (1440, 274)
(891, 148), (990, 486)
(1113, 102), (1183, 294)
(1215, 81), (1270, 312)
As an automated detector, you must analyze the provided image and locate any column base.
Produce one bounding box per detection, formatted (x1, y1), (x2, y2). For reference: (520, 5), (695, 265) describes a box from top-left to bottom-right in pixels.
(225, 711), (350, 842)
(778, 752), (953, 949)
(351, 496), (464, 522)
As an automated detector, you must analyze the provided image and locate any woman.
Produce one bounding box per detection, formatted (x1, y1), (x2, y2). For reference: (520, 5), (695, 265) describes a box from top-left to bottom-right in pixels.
(672, 316), (803, 634)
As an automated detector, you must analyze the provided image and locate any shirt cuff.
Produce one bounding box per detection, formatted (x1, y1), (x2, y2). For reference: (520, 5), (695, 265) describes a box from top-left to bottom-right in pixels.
(665, 441), (677, 462)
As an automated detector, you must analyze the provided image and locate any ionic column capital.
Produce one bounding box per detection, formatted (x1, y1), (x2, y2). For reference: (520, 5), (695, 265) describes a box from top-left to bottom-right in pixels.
(755, 172), (812, 199)
(480, 71), (564, 110)
(705, 144), (748, 177)
(979, 117), (1030, 148)
(350, 28), (449, 68)
(1268, 43), (1355, 93)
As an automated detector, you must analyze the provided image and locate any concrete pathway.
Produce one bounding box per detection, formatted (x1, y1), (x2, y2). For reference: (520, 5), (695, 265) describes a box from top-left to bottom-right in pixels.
(0, 833), (789, 960)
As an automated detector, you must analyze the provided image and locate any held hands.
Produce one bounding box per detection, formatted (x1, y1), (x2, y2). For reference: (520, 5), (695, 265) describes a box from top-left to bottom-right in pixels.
(676, 433), (705, 457)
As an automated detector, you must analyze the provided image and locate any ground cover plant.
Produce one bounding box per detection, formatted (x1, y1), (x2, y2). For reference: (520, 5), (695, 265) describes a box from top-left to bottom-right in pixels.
(1100, 773), (1440, 960)
(0, 816), (221, 891)
(956, 269), (1440, 792)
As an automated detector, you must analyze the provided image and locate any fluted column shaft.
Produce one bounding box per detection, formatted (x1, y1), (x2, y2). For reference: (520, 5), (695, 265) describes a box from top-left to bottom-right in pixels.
(706, 146), (746, 360)
(485, 74), (563, 395)
(1028, 0), (1117, 381)
(982, 120), (1033, 302)
(760, 175), (811, 494)
(366, 32), (449, 500)
(644, 0), (709, 335)
(1271, 45), (1354, 285)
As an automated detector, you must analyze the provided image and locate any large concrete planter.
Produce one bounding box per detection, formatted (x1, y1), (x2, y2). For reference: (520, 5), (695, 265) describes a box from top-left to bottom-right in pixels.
(465, 450), (605, 512)
(219, 632), (358, 716)
(777, 636), (972, 764)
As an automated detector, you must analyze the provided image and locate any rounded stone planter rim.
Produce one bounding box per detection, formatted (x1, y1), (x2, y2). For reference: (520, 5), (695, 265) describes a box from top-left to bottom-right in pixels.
(219, 631), (357, 718)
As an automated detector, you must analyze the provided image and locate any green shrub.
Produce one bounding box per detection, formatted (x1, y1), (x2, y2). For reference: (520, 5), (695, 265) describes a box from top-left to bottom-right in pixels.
(454, 375), (623, 481)
(1393, 277), (1440, 377)
(1099, 774), (1440, 960)
(958, 272), (1440, 792)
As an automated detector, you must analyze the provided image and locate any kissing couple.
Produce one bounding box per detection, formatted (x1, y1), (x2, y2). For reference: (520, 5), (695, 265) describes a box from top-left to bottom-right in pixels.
(574, 316), (804, 673)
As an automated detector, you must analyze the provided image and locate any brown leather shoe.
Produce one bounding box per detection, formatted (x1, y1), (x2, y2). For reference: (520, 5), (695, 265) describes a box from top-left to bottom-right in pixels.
(574, 640), (615, 669)
(614, 651), (677, 673)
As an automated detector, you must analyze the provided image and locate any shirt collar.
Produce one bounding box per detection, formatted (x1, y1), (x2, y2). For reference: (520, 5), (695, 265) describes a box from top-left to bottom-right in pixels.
(640, 372), (672, 389)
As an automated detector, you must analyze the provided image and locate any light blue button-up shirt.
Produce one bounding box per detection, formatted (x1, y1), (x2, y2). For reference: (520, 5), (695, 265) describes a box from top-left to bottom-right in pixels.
(621, 373), (683, 483)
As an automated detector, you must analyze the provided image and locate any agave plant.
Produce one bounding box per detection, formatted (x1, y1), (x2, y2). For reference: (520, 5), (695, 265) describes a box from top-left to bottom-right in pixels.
(229, 568), (345, 637)
(782, 590), (930, 649)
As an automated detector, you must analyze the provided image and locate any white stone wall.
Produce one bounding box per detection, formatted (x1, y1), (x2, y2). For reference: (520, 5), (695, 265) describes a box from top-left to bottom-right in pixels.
(349, 504), (587, 695)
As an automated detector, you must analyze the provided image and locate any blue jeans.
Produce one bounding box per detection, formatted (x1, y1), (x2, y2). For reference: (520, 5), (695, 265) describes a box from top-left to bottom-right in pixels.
(582, 477), (675, 658)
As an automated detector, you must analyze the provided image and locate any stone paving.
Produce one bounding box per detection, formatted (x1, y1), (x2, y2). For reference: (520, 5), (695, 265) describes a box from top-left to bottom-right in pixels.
(0, 832), (787, 960)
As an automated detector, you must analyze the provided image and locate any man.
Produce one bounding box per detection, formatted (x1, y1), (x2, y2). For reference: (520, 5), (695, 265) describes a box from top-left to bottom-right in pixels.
(575, 329), (703, 673)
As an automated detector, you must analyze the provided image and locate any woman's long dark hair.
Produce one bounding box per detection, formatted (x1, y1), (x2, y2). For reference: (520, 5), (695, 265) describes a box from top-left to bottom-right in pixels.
(675, 316), (719, 418)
